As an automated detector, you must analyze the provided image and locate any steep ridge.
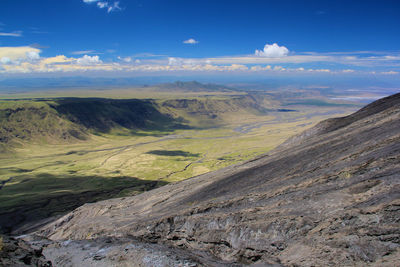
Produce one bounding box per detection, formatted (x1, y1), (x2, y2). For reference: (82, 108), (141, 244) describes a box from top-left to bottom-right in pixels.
(160, 95), (268, 121)
(0, 98), (183, 148)
(0, 95), (268, 151)
(0, 100), (87, 152)
(36, 93), (400, 266)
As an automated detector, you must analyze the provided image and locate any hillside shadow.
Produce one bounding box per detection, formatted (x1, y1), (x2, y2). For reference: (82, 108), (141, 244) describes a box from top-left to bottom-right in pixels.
(53, 98), (191, 134)
(0, 173), (167, 234)
(146, 150), (200, 157)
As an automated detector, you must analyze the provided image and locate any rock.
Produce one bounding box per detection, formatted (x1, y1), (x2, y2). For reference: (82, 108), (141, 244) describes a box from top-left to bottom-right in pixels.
(0, 235), (52, 267)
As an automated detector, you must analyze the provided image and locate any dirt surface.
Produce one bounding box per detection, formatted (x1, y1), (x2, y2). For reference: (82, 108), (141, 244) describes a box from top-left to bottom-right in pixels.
(28, 93), (400, 266)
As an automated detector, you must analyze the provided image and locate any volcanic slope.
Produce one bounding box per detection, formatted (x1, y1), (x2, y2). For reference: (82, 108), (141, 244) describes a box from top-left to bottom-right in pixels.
(37, 93), (400, 266)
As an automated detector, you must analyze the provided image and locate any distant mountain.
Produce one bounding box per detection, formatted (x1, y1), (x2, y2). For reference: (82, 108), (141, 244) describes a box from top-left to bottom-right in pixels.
(0, 78), (235, 92)
(33, 93), (400, 266)
(156, 81), (235, 92)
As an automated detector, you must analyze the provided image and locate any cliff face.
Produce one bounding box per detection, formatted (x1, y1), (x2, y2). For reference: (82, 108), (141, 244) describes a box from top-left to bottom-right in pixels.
(37, 93), (400, 266)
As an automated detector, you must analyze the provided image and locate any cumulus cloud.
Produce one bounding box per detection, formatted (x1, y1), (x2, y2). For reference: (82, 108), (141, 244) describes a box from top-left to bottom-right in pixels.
(273, 65), (286, 71)
(183, 38), (199, 44)
(250, 65), (272, 71)
(76, 55), (102, 65)
(0, 57), (11, 64)
(40, 55), (73, 65)
(83, 0), (99, 3)
(255, 43), (289, 58)
(168, 57), (181, 66)
(0, 46), (41, 62)
(26, 51), (40, 61)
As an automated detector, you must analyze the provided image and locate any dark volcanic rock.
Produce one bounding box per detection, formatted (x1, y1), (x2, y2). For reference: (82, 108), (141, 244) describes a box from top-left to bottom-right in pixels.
(36, 93), (400, 266)
(0, 235), (52, 266)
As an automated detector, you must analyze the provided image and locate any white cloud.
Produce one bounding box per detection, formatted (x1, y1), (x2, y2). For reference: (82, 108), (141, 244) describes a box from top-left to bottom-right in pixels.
(168, 57), (181, 66)
(0, 57), (11, 64)
(83, 0), (121, 12)
(71, 50), (96, 55)
(118, 56), (132, 63)
(381, 71), (399, 75)
(26, 51), (40, 61)
(255, 43), (289, 58)
(227, 64), (248, 71)
(76, 55), (102, 65)
(273, 65), (286, 71)
(250, 65), (272, 71)
(183, 38), (199, 44)
(308, 68), (330, 73)
(0, 31), (22, 37)
(0, 46), (41, 61)
(0, 45), (399, 76)
(97, 2), (108, 8)
(40, 55), (73, 65)
(107, 2), (121, 13)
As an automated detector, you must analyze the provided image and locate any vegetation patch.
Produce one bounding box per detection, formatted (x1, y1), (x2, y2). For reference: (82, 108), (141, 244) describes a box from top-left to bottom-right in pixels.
(285, 99), (357, 107)
(146, 150), (200, 157)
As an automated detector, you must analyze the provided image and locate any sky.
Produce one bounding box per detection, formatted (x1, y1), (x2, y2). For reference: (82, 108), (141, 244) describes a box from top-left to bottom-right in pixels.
(0, 0), (400, 84)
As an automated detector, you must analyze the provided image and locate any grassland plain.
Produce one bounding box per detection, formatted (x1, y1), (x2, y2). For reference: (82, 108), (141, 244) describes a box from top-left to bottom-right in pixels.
(0, 88), (360, 233)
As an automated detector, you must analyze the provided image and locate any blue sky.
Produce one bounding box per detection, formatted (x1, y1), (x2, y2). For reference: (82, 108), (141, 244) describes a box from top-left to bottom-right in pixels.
(0, 0), (399, 80)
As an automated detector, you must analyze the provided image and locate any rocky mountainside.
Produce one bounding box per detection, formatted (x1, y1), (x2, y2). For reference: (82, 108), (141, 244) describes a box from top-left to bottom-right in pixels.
(0, 235), (52, 267)
(29, 93), (400, 266)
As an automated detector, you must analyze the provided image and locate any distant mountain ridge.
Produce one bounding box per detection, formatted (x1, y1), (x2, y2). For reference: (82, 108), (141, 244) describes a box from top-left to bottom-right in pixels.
(34, 93), (400, 266)
(156, 81), (235, 92)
